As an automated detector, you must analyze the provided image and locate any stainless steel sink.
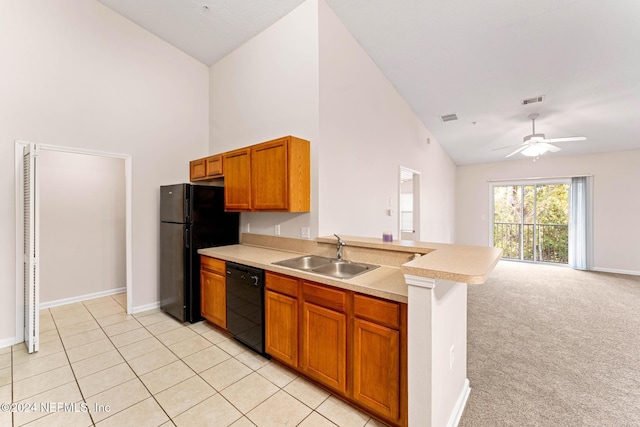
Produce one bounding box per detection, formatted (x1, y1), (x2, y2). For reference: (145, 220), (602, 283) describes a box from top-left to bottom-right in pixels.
(273, 255), (333, 270)
(311, 260), (378, 279)
(273, 255), (378, 279)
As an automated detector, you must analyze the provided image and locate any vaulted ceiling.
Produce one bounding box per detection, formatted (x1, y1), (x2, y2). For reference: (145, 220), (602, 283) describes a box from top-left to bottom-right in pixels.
(98, 0), (640, 165)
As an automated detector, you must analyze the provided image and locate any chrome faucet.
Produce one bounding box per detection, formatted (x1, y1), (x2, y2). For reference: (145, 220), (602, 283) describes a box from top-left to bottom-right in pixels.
(334, 234), (346, 261)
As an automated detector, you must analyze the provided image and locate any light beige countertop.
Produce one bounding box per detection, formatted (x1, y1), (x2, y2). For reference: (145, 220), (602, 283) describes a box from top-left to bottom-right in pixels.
(198, 235), (502, 303)
(316, 235), (503, 285)
(401, 242), (503, 285)
(198, 244), (409, 303)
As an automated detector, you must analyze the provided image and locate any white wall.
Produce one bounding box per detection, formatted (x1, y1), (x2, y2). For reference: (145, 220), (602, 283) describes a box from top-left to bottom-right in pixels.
(208, 0), (457, 243)
(209, 0), (320, 239)
(39, 151), (125, 304)
(317, 0), (456, 242)
(456, 150), (640, 274)
(0, 0), (209, 345)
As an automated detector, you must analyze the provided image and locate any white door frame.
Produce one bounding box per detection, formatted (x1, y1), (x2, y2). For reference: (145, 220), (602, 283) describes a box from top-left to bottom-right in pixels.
(14, 140), (133, 344)
(398, 166), (421, 241)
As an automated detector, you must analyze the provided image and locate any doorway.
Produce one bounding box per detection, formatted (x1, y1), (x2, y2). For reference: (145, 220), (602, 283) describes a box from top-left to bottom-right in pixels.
(15, 141), (132, 351)
(399, 167), (421, 241)
(491, 181), (570, 264)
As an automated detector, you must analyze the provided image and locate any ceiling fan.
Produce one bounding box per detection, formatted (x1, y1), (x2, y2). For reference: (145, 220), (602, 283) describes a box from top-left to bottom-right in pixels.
(494, 114), (586, 159)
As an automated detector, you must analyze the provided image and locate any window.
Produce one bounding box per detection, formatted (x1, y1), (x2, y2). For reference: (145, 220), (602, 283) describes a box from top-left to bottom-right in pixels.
(492, 181), (570, 264)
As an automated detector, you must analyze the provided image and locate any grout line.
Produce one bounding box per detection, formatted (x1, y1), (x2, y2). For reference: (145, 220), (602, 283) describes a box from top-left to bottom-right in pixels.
(15, 296), (370, 427)
(148, 320), (265, 423)
(79, 296), (155, 425)
(11, 342), (14, 427)
(52, 303), (97, 427)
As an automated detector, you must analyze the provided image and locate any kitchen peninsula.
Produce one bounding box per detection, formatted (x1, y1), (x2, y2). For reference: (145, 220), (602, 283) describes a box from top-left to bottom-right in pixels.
(199, 233), (501, 427)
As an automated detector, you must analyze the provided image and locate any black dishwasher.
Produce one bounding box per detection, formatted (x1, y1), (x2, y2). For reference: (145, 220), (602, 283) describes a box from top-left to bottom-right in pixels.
(225, 262), (268, 357)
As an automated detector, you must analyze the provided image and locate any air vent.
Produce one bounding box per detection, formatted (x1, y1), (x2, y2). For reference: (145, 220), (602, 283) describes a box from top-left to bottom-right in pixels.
(522, 95), (545, 105)
(440, 113), (458, 122)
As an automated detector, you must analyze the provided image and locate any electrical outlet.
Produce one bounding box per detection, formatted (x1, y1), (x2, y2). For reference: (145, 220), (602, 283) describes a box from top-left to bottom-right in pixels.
(450, 345), (455, 370)
(300, 227), (310, 239)
(274, 224), (281, 236)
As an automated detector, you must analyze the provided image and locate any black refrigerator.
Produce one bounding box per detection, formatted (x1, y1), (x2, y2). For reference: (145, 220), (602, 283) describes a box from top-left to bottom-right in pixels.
(160, 184), (239, 323)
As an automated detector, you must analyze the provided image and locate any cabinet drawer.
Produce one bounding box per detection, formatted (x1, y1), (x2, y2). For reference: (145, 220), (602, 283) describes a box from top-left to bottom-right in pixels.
(201, 256), (225, 275)
(266, 272), (299, 297)
(302, 282), (346, 312)
(354, 294), (400, 329)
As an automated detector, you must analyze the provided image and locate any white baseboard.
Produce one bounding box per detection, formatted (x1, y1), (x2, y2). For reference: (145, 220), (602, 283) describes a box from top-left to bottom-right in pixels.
(592, 267), (640, 276)
(0, 337), (21, 350)
(40, 287), (126, 310)
(131, 301), (161, 315)
(447, 379), (471, 427)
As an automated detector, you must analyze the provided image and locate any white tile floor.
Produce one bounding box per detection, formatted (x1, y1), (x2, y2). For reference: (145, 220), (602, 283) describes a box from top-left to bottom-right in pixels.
(1, 293), (388, 427)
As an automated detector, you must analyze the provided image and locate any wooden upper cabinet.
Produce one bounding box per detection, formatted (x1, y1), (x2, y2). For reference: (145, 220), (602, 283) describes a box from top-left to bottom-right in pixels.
(251, 136), (310, 212)
(190, 158), (207, 181)
(220, 136), (311, 212)
(190, 135), (310, 211)
(251, 139), (289, 210)
(205, 155), (223, 178)
(190, 154), (223, 181)
(223, 148), (252, 211)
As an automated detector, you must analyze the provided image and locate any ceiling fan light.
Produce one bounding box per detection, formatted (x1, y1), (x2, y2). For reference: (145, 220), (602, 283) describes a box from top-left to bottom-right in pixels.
(521, 144), (549, 157)
(523, 133), (546, 143)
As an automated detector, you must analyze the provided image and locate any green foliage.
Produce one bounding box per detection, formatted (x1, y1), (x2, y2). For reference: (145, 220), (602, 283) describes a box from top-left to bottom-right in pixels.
(493, 183), (569, 264)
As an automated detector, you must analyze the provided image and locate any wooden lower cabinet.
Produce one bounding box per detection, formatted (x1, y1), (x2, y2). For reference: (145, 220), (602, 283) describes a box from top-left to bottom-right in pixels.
(301, 301), (347, 394)
(353, 318), (400, 420)
(262, 274), (407, 427)
(200, 257), (226, 329)
(265, 290), (298, 367)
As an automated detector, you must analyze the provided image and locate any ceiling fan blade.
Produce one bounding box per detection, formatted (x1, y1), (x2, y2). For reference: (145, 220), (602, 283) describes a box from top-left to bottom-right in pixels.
(544, 136), (587, 143)
(505, 145), (528, 158)
(538, 142), (561, 153)
(492, 142), (526, 151)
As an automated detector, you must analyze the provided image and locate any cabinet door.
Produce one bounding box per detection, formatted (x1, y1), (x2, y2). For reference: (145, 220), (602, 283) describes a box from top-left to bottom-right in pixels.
(353, 318), (400, 420)
(251, 139), (289, 210)
(301, 301), (347, 393)
(206, 155), (223, 177)
(265, 290), (298, 367)
(201, 270), (226, 329)
(223, 148), (252, 210)
(190, 158), (206, 181)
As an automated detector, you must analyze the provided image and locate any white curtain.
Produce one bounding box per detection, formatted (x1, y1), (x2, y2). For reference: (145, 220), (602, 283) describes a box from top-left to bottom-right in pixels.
(569, 176), (592, 270)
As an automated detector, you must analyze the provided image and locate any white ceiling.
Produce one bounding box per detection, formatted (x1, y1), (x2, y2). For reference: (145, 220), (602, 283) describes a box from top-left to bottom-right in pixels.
(98, 0), (640, 165)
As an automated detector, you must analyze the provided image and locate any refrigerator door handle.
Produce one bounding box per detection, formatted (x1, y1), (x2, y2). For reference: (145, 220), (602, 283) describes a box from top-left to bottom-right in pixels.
(185, 226), (190, 249)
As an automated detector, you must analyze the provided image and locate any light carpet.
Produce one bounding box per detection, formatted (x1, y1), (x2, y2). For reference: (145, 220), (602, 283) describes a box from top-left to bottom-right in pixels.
(459, 261), (640, 427)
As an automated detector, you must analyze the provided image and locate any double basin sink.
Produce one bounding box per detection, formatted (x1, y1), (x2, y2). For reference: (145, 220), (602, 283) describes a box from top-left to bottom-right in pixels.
(273, 255), (379, 279)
